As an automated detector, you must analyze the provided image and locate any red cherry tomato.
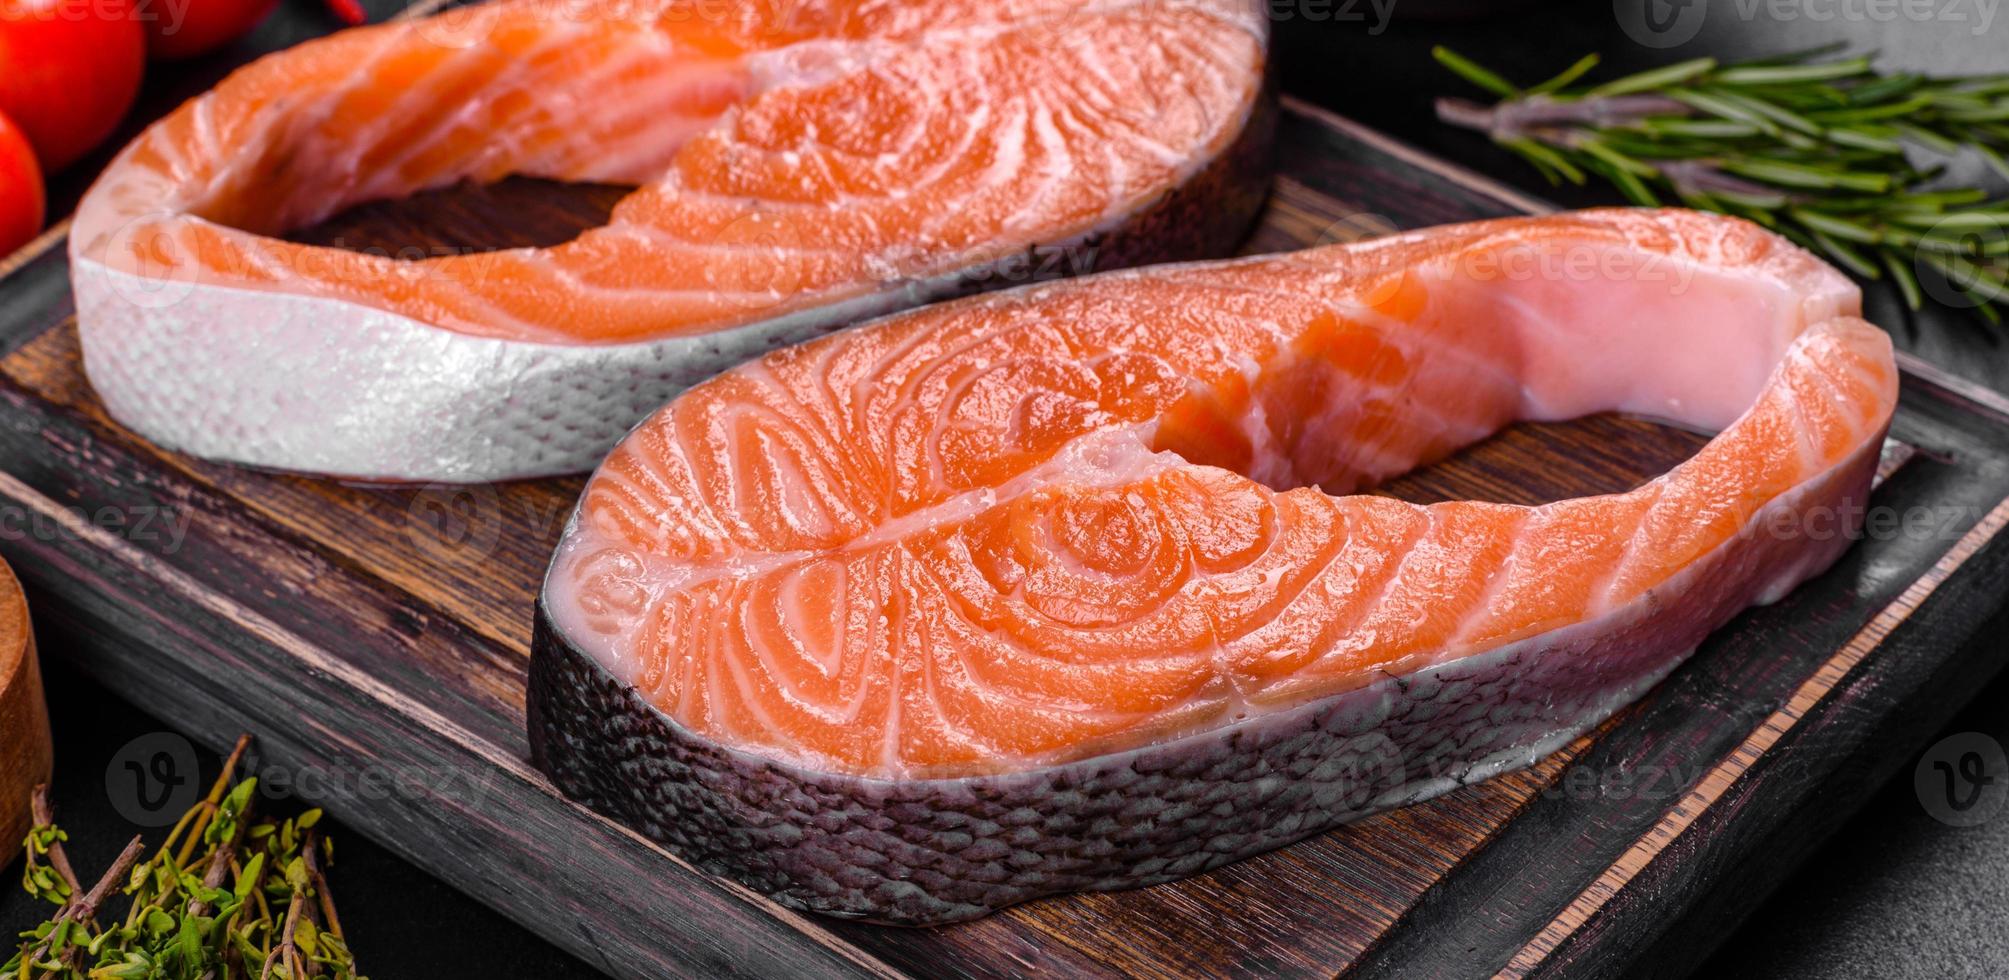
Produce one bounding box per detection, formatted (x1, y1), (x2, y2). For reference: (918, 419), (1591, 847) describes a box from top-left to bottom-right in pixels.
(0, 0), (146, 171)
(144, 0), (277, 60)
(0, 110), (44, 256)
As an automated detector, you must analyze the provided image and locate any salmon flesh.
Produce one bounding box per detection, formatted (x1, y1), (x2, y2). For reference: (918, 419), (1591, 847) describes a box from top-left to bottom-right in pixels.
(528, 208), (1900, 924)
(70, 0), (1273, 481)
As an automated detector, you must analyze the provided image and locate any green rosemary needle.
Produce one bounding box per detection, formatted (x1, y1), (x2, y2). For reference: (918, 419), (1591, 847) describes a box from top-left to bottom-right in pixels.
(1434, 45), (2009, 324)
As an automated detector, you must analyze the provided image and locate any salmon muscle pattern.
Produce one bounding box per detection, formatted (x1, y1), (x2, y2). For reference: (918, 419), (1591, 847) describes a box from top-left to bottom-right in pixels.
(70, 0), (1273, 481)
(528, 209), (1898, 924)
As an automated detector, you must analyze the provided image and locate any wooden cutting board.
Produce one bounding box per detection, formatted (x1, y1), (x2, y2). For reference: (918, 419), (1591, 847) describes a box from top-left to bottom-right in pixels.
(4, 97), (2009, 979)
(0, 558), (52, 855)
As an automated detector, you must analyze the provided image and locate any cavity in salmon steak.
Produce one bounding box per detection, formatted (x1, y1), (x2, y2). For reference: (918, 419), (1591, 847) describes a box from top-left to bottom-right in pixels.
(70, 0), (1273, 481)
(528, 208), (1899, 924)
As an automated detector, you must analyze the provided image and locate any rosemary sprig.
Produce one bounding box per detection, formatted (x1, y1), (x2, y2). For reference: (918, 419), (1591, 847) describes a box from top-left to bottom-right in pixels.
(1434, 46), (2009, 324)
(6, 735), (365, 980)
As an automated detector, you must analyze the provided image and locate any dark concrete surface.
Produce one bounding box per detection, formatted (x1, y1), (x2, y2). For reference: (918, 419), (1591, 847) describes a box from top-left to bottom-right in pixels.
(4, 1), (2007, 978)
(1705, 686), (2009, 979)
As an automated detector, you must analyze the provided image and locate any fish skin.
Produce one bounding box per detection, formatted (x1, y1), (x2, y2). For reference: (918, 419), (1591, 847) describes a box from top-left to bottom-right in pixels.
(528, 208), (1898, 922)
(69, 0), (1274, 482)
(70, 104), (1272, 482)
(527, 426), (1878, 925)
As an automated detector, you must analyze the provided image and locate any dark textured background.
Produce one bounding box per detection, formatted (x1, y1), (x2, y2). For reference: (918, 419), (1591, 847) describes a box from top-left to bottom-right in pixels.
(5, 0), (2007, 976)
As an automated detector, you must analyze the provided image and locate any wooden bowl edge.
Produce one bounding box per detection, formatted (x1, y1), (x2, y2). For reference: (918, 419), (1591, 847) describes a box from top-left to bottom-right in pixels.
(0, 559), (53, 854)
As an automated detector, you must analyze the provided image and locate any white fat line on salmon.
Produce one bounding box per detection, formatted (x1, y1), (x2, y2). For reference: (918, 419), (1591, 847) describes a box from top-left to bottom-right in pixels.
(550, 423), (1188, 676)
(1590, 328), (1831, 604)
(926, 413), (1820, 773)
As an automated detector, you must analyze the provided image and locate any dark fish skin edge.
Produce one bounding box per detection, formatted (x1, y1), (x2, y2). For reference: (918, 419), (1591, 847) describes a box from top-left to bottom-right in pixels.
(526, 435), (1880, 926)
(528, 589), (1668, 927)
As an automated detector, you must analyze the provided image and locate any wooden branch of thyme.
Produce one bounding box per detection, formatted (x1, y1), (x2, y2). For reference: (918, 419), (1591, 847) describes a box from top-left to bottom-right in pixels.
(188, 739), (255, 922)
(27, 789), (80, 906)
(1433, 45), (2009, 323)
(20, 836), (145, 973)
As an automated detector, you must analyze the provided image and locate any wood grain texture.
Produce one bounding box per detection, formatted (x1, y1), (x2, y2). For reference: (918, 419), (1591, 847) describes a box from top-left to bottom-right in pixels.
(1, 99), (2007, 979)
(1506, 497), (2009, 979)
(0, 557), (53, 856)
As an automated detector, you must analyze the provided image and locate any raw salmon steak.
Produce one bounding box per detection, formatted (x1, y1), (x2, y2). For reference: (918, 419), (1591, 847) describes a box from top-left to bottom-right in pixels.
(528, 208), (1897, 924)
(70, 0), (1272, 481)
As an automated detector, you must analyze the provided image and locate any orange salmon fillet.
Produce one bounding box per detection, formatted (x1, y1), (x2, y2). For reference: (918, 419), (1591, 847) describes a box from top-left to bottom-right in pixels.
(540, 208), (1898, 779)
(72, 0), (1270, 345)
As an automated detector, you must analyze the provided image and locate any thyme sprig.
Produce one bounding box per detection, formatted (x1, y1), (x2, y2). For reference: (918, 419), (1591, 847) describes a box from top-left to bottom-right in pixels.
(7, 736), (365, 980)
(1434, 45), (2009, 323)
